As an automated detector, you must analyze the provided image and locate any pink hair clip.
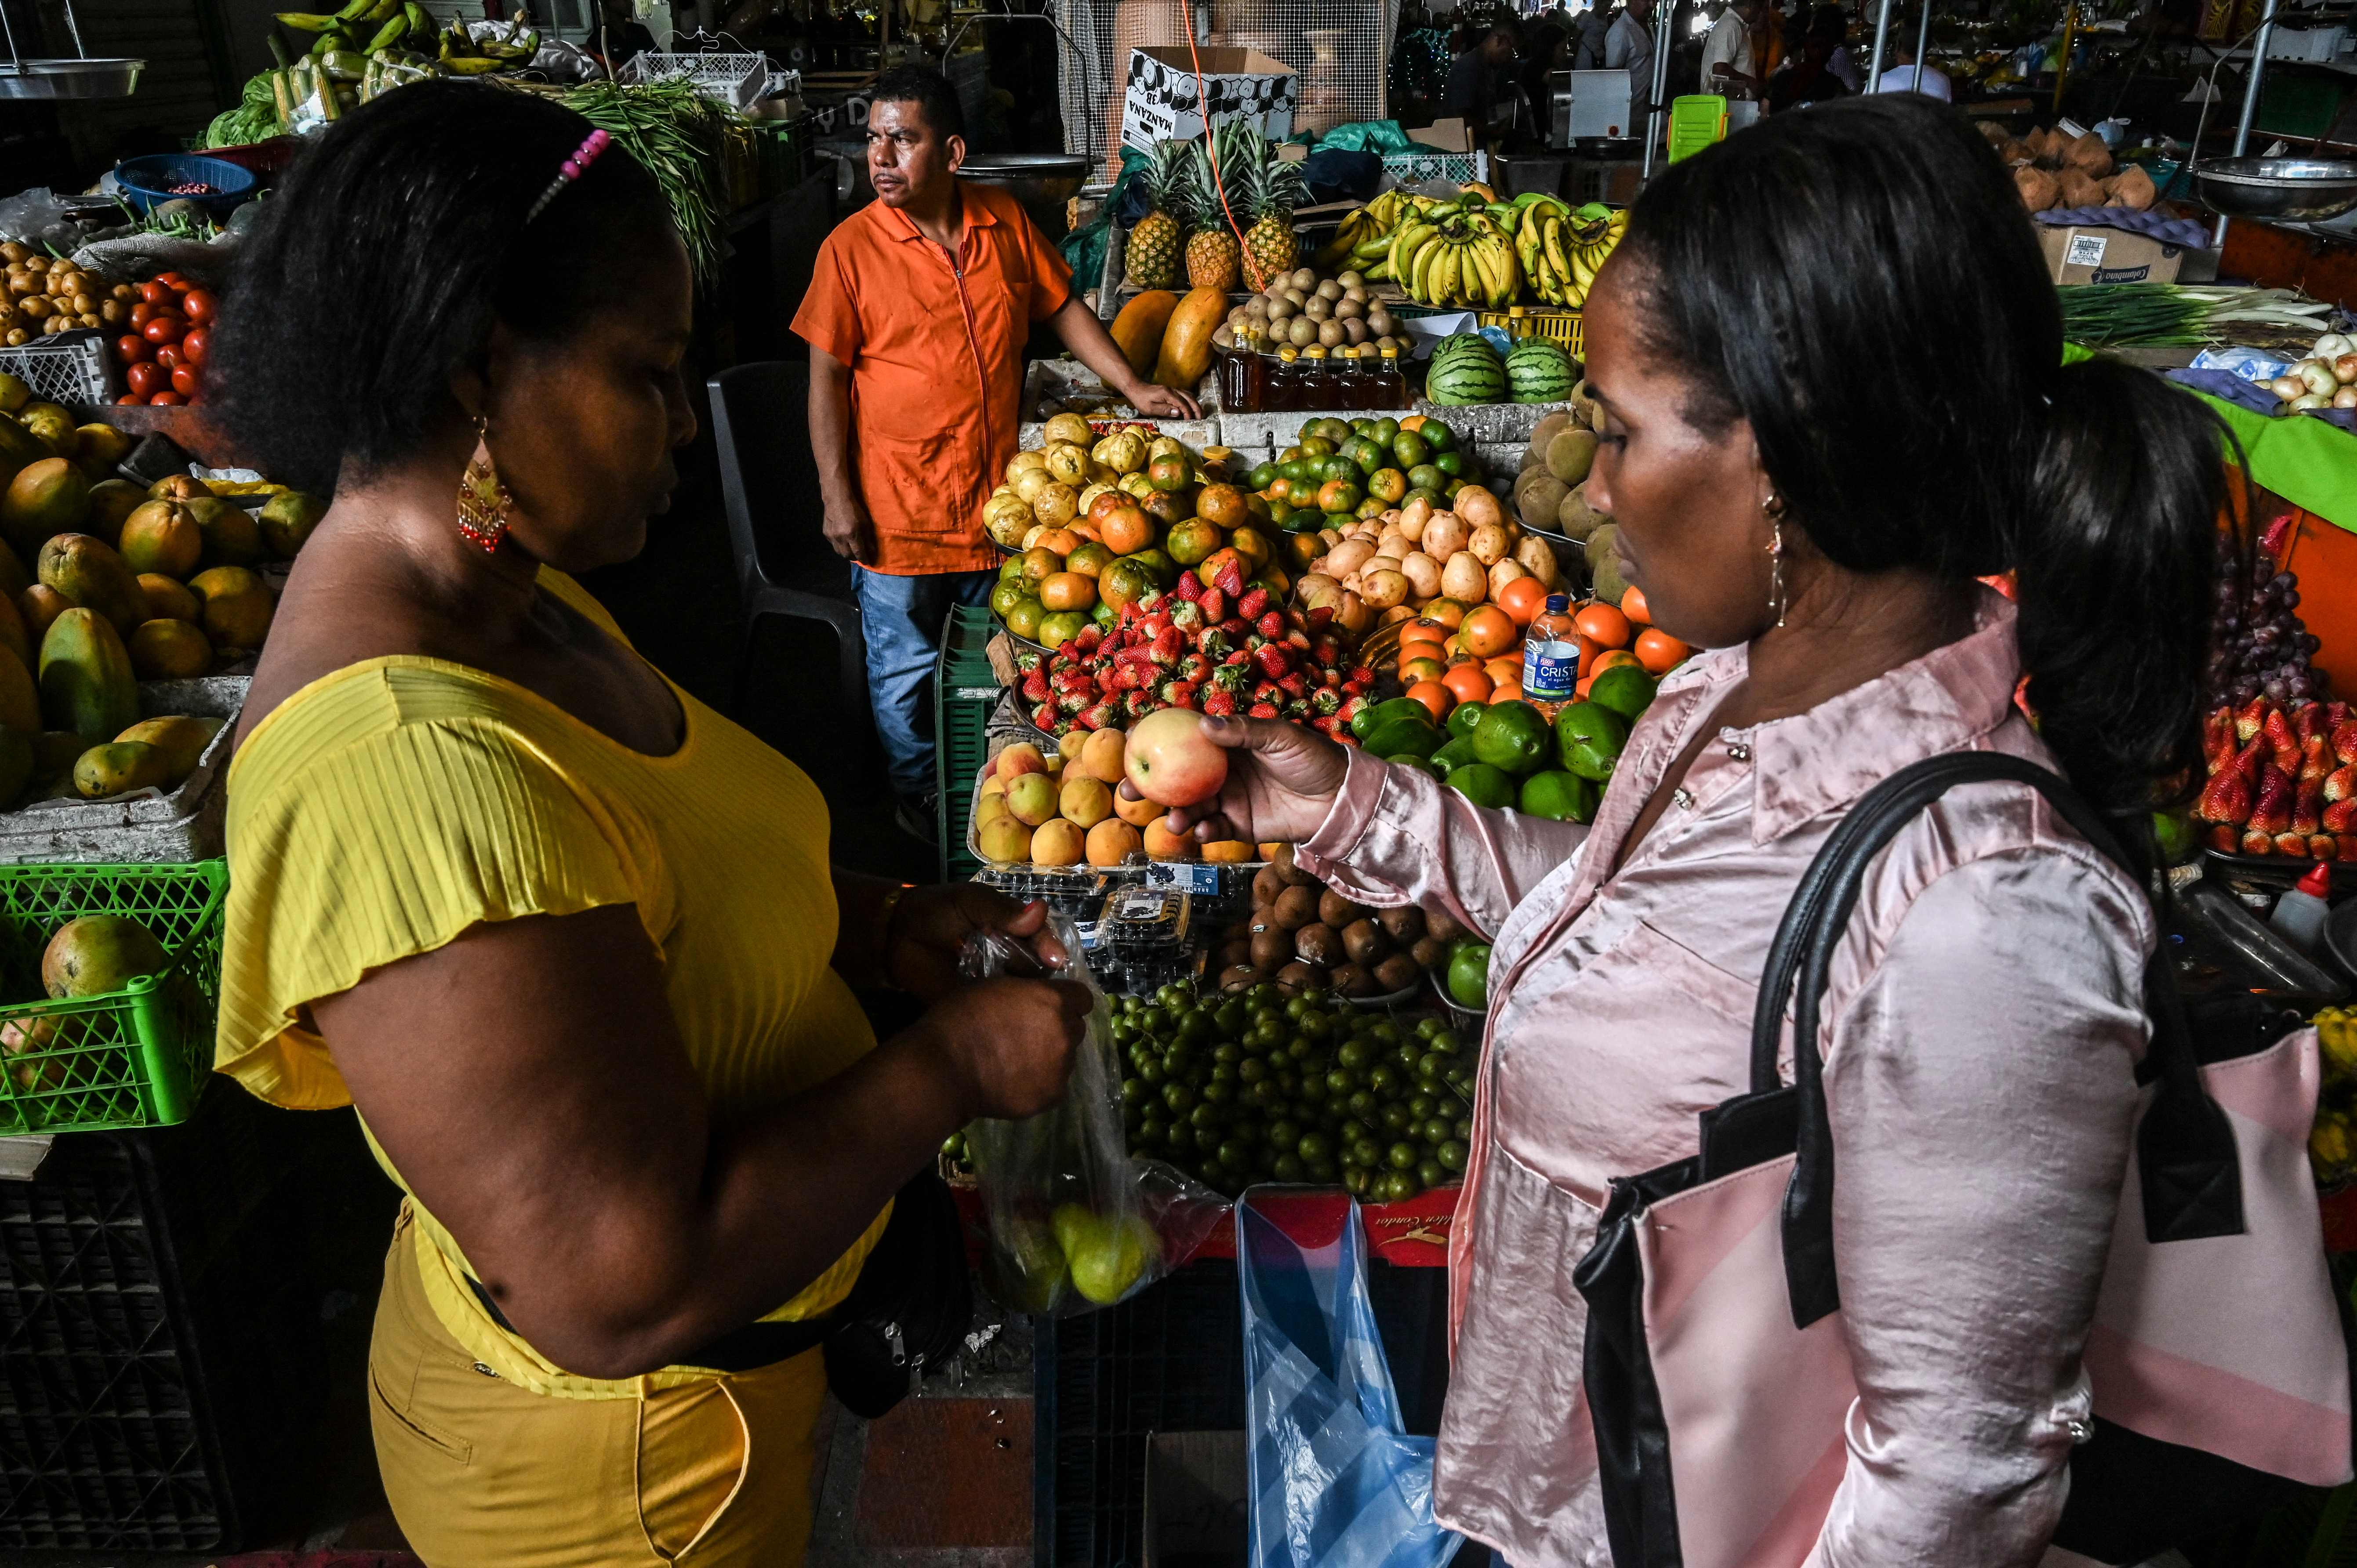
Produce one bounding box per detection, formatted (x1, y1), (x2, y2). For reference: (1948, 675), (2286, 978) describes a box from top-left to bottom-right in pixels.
(524, 128), (613, 223)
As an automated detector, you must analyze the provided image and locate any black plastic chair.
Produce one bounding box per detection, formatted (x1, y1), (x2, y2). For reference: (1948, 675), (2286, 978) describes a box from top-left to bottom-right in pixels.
(707, 359), (867, 726)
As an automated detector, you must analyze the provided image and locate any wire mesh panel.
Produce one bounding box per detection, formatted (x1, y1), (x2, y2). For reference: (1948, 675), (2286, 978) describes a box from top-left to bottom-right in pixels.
(0, 334), (114, 407)
(1058, 0), (1397, 181)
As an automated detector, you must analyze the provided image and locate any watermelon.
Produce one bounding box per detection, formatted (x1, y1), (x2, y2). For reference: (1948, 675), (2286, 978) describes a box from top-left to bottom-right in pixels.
(1427, 334), (1507, 407)
(1507, 340), (1578, 404)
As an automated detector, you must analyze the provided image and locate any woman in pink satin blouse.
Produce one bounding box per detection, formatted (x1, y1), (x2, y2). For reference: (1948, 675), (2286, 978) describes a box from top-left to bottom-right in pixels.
(1145, 98), (2255, 1566)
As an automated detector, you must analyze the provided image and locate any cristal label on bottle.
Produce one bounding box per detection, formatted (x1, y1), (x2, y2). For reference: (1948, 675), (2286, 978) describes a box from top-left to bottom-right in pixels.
(1522, 637), (1579, 703)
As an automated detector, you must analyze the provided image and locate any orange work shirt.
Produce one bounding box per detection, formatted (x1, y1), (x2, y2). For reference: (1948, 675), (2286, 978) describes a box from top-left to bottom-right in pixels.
(792, 182), (1073, 576)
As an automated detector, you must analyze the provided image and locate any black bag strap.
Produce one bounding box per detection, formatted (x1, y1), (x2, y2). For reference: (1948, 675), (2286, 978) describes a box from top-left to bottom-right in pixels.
(1753, 751), (2244, 1329)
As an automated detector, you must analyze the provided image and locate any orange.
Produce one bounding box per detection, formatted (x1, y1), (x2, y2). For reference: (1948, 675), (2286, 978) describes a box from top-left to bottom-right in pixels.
(1398, 621), (1448, 653)
(1573, 602), (1633, 649)
(1496, 576), (1548, 626)
(1460, 604), (1518, 660)
(1067, 518), (1103, 544)
(1483, 656), (1522, 686)
(1401, 655), (1449, 684)
(1197, 484), (1249, 529)
(1621, 584), (1651, 626)
(1490, 679), (1524, 704)
(1574, 673), (1594, 699)
(1442, 664), (1494, 705)
(1099, 504), (1154, 555)
(1634, 627), (1693, 675)
(1034, 527), (1081, 557)
(1400, 414), (1429, 433)
(1421, 598), (1470, 631)
(1405, 679), (1452, 721)
(1591, 649), (1640, 677)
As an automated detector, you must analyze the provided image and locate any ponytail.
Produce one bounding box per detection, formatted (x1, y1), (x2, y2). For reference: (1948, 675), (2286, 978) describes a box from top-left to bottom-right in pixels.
(2016, 357), (2240, 819)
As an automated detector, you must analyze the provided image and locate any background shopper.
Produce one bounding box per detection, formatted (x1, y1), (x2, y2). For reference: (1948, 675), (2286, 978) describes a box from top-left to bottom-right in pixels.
(794, 65), (1197, 841)
(206, 80), (1086, 1567)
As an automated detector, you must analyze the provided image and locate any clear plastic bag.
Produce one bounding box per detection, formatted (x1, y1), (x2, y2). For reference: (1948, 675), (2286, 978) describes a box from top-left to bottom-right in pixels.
(960, 917), (1223, 1316)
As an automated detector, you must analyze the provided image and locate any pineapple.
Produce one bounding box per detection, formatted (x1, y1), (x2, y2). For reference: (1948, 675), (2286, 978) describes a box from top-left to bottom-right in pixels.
(1182, 139), (1242, 292)
(1233, 129), (1309, 287)
(1123, 141), (1192, 290)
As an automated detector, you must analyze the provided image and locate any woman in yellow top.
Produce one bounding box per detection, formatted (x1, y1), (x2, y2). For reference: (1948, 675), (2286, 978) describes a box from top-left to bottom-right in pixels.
(203, 81), (1086, 1566)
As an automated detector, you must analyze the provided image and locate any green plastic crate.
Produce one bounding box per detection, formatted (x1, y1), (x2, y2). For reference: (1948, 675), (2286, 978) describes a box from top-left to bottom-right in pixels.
(1667, 95), (1727, 163)
(0, 861), (228, 1135)
(936, 605), (1002, 884)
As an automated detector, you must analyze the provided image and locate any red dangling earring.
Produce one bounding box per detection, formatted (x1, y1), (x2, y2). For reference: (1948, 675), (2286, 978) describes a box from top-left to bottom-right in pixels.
(456, 416), (512, 554)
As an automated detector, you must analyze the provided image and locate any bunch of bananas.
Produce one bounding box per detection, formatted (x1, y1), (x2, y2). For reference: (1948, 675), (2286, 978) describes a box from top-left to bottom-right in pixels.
(1317, 188), (1436, 278)
(434, 16), (542, 73)
(275, 0), (434, 59)
(2307, 1006), (2357, 1179)
(1520, 200), (1629, 310)
(1391, 195), (1525, 310)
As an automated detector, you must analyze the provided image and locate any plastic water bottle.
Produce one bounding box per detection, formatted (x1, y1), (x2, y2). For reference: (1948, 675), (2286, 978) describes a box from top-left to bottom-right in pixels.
(1522, 594), (1580, 711)
(2270, 861), (2332, 955)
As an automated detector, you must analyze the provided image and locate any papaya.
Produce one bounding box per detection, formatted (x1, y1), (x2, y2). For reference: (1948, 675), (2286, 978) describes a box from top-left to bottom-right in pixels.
(185, 497), (264, 568)
(0, 591), (30, 675)
(41, 914), (167, 999)
(38, 609), (138, 742)
(83, 480), (142, 550)
(38, 534), (146, 637)
(1110, 290), (1179, 380)
(127, 618), (212, 680)
(189, 566), (273, 649)
(146, 474), (214, 502)
(116, 715), (221, 786)
(117, 501), (202, 579)
(0, 644), (38, 737)
(18, 405), (74, 461)
(137, 573), (201, 624)
(259, 490), (326, 559)
(1149, 287), (1227, 393)
(18, 585), (68, 646)
(1, 458), (91, 556)
(0, 418), (45, 501)
(73, 425), (132, 482)
(72, 740), (169, 800)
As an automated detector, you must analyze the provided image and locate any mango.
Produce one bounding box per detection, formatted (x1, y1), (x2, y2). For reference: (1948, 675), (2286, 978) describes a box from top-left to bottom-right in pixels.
(137, 574), (200, 624)
(188, 566), (272, 650)
(116, 500), (201, 579)
(83, 480), (144, 549)
(73, 425), (131, 481)
(38, 609), (138, 742)
(18, 585), (67, 646)
(18, 405), (74, 460)
(0, 418), (45, 500)
(116, 717), (221, 787)
(146, 474), (214, 501)
(41, 915), (167, 1000)
(127, 618), (211, 680)
(0, 374), (26, 415)
(1, 458), (91, 556)
(38, 534), (146, 637)
(185, 497), (263, 569)
(73, 740), (169, 800)
(259, 490), (325, 559)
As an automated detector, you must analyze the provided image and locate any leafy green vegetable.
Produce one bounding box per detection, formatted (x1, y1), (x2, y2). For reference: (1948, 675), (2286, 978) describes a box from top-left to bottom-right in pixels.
(555, 76), (737, 287)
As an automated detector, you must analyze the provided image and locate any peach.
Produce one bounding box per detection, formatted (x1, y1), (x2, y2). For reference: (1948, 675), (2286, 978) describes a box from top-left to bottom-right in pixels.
(996, 742), (1047, 780)
(1058, 728), (1090, 764)
(980, 773), (1008, 799)
(1006, 772), (1060, 827)
(1201, 840), (1253, 863)
(1142, 819), (1196, 859)
(1060, 774), (1113, 829)
(1079, 727), (1127, 785)
(1086, 819), (1144, 867)
(975, 791), (1011, 829)
(977, 817), (1034, 864)
(1030, 818), (1086, 866)
(1123, 708), (1230, 808)
(1114, 787), (1164, 828)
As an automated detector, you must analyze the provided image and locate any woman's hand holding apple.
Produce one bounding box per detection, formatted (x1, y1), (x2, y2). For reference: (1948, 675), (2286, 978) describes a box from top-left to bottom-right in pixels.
(1124, 714), (1349, 846)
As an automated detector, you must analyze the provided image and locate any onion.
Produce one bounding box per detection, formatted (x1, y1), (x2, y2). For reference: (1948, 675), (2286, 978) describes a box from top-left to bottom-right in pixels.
(2291, 392), (2333, 410)
(2272, 375), (2309, 402)
(2299, 359), (2340, 397)
(2337, 386), (2357, 410)
(2335, 354), (2357, 386)
(2315, 333), (2355, 359)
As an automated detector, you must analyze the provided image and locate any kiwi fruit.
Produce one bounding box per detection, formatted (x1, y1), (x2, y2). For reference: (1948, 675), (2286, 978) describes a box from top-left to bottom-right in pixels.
(1273, 884), (1320, 930)
(1220, 964), (1266, 993)
(1273, 843), (1312, 886)
(1341, 917), (1390, 965)
(1303, 295), (1333, 323)
(1378, 906), (1426, 943)
(1329, 962), (1376, 998)
(1411, 935), (1451, 970)
(1219, 938), (1254, 970)
(1274, 961), (1317, 994)
(1375, 953), (1422, 993)
(1250, 926), (1293, 970)
(1294, 922), (1340, 966)
(1319, 889), (1368, 929)
(1253, 865), (1284, 906)
(1426, 909), (1469, 944)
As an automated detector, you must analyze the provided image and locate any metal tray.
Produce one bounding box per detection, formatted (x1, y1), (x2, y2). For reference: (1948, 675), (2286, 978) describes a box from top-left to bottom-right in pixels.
(0, 58), (142, 99)
(2193, 158), (2357, 223)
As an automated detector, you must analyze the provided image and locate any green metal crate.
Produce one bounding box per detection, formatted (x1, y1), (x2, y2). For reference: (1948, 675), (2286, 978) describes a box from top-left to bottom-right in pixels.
(0, 861), (228, 1135)
(936, 605), (1002, 884)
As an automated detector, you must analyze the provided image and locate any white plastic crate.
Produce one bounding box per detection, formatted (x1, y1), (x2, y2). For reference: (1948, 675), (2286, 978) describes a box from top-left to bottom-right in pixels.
(618, 48), (768, 109)
(0, 331), (114, 406)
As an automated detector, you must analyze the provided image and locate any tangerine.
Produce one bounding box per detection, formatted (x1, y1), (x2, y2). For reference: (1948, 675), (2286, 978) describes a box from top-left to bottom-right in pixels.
(1573, 602), (1634, 649)
(1461, 604), (1518, 660)
(1483, 656), (1522, 686)
(1634, 627), (1694, 675)
(1490, 679), (1524, 704)
(1497, 576), (1548, 626)
(1197, 484), (1249, 529)
(1401, 655), (1449, 684)
(1421, 598), (1470, 630)
(1034, 527), (1082, 557)
(1591, 649), (1641, 677)
(1099, 504), (1154, 555)
(1398, 621), (1448, 653)
(1620, 584), (1651, 626)
(1442, 664), (1495, 705)
(1405, 679), (1453, 721)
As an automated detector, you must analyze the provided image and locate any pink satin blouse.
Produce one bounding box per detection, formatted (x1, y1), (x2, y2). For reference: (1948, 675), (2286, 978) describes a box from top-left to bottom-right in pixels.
(1299, 591), (2153, 1568)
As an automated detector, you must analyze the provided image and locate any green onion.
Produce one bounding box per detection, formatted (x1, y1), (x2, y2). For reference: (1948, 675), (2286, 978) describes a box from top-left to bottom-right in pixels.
(555, 76), (736, 287)
(2058, 283), (2335, 348)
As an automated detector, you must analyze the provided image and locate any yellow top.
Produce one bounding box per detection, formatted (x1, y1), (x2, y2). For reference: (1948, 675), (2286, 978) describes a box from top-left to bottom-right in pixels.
(214, 569), (889, 1399)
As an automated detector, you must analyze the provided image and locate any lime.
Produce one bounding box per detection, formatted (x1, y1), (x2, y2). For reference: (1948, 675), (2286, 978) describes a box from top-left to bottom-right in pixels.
(1092, 598), (1117, 628)
(1267, 497), (1298, 527)
(1279, 458), (1314, 484)
(1003, 597), (1046, 639)
(1445, 940), (1491, 1009)
(999, 555), (1028, 581)
(1402, 486), (1445, 512)
(1445, 762), (1516, 808)
(1249, 461), (1278, 491)
(1519, 769), (1599, 823)
(1325, 510), (1360, 531)
(1038, 610), (1090, 648)
(1407, 463), (1445, 494)
(1473, 700), (1553, 776)
(1430, 736), (1478, 775)
(1298, 435), (1336, 458)
(1446, 700), (1488, 740)
(2152, 809), (2197, 865)
(1555, 701), (1630, 782)
(1587, 664), (1658, 722)
(1392, 431), (1430, 468)
(1433, 451), (1465, 478)
(1387, 754), (1442, 777)
(989, 579), (1030, 619)
(1367, 467), (1408, 504)
(1351, 418), (1377, 438)
(1420, 420), (1457, 454)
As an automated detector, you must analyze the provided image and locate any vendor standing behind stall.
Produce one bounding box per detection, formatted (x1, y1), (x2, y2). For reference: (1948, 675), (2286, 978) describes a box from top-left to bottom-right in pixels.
(794, 65), (1199, 839)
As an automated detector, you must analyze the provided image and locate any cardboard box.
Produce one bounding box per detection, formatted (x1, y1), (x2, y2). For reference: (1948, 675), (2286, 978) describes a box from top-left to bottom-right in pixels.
(1410, 118), (1475, 152)
(1122, 47), (1297, 156)
(1143, 1432), (1250, 1568)
(2039, 224), (2185, 285)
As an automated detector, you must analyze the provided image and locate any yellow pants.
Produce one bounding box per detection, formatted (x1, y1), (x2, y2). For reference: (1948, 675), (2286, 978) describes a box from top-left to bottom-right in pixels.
(368, 1209), (828, 1566)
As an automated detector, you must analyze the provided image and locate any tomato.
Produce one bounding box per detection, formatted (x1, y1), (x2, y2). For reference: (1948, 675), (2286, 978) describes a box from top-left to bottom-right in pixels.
(147, 390), (183, 406)
(177, 327), (207, 365)
(115, 393), (142, 407)
(142, 313), (184, 344)
(154, 272), (184, 287)
(180, 290), (215, 324)
(114, 334), (148, 363)
(126, 362), (163, 397)
(153, 345), (180, 370)
(138, 280), (172, 306)
(128, 301), (153, 327)
(170, 366), (199, 398)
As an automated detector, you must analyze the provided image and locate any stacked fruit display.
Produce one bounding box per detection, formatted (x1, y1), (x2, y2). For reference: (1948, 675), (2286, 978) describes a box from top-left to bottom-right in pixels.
(1340, 672), (1647, 823)
(0, 246), (134, 350)
(1322, 189), (1627, 313)
(1423, 331), (1577, 407)
(1385, 196), (1523, 310)
(1213, 843), (1463, 998)
(2193, 695), (2357, 860)
(1296, 484), (1562, 628)
(1515, 202), (1627, 311)
(1122, 123), (1308, 295)
(2303, 1004), (2357, 1184)
(105, 274), (217, 407)
(972, 730), (1257, 868)
(1112, 980), (1473, 1201)
(2208, 540), (2323, 709)
(1208, 269), (1411, 359)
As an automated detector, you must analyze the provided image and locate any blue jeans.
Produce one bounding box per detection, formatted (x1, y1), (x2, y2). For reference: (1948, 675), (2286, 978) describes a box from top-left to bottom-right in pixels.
(854, 565), (995, 802)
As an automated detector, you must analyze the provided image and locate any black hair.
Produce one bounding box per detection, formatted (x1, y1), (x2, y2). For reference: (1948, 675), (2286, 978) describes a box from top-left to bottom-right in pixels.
(869, 64), (966, 146)
(1617, 94), (2236, 821)
(205, 79), (677, 499)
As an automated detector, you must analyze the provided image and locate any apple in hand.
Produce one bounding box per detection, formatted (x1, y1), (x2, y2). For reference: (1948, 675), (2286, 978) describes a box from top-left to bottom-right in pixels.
(1123, 708), (1229, 808)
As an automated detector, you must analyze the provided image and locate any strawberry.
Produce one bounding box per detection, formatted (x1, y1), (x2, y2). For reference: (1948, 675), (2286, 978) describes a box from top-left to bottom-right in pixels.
(2295, 773), (2323, 835)
(2197, 763), (2253, 824)
(2251, 764), (2295, 834)
(1311, 687), (1342, 716)
(2234, 734), (2267, 788)
(1173, 572), (1202, 603)
(1222, 648), (1251, 667)
(2203, 708), (2235, 773)
(2327, 764), (2357, 803)
(2209, 824), (2241, 854)
(1013, 650), (1041, 674)
(1031, 702), (1059, 731)
(1334, 731), (1359, 748)
(2234, 696), (2270, 743)
(2327, 798), (2357, 835)
(1254, 643), (1293, 680)
(1203, 689), (1238, 717)
(1169, 600), (1203, 631)
(1279, 671), (1311, 701)
(1072, 625), (1103, 655)
(2243, 827), (2275, 855)
(1126, 691), (1158, 719)
(2340, 834), (2357, 862)
(1257, 610), (1287, 640)
(2331, 701), (2352, 730)
(1195, 587), (1224, 623)
(1179, 652), (1211, 682)
(1077, 700), (1117, 730)
(1214, 559), (1246, 598)
(1343, 675), (1372, 697)
(1336, 695), (1366, 727)
(1219, 617), (1249, 640)
(2266, 705), (2299, 773)
(1248, 701), (1279, 719)
(1159, 679), (1199, 708)
(1348, 665), (1375, 687)
(1057, 689), (1091, 715)
(2296, 702), (2331, 744)
(1200, 628), (1233, 659)
(1237, 587), (1271, 621)
(1311, 635), (1344, 667)
(1021, 671), (1050, 704)
(1151, 628), (1185, 668)
(2333, 718), (2357, 766)
(1135, 588), (1164, 614)
(1306, 605), (1336, 632)
(1213, 663), (1250, 695)
(2313, 835), (2340, 861)
(2279, 832), (2310, 856)
(1311, 715), (1340, 738)
(2303, 733), (2332, 785)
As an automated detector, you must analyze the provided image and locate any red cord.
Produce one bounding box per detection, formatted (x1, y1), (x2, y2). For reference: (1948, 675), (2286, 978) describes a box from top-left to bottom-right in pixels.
(1185, 29), (1265, 290)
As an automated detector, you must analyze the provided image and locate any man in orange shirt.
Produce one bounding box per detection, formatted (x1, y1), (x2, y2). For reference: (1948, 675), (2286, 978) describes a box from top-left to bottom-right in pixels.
(794, 65), (1199, 838)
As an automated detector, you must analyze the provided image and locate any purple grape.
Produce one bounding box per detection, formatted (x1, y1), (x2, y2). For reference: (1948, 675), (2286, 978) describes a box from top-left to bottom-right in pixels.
(2266, 678), (2291, 703)
(2291, 674), (2317, 699)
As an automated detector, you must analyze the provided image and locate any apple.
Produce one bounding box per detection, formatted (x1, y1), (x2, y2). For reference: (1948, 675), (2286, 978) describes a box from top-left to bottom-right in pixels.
(1123, 708), (1229, 808)
(1052, 1203), (1160, 1305)
(996, 742), (1047, 780)
(1006, 772), (1059, 827)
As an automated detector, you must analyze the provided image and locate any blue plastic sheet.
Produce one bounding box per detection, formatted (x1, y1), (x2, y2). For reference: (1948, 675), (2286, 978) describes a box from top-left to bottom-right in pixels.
(1237, 1193), (1461, 1568)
